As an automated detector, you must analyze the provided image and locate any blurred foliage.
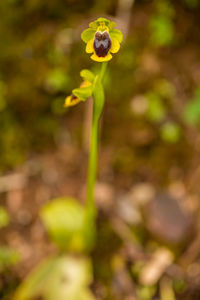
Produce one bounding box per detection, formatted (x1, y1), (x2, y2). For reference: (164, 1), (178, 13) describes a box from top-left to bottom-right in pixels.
(14, 255), (95, 300)
(0, 206), (10, 228)
(160, 122), (181, 143)
(0, 0), (95, 171)
(183, 87), (200, 126)
(146, 91), (166, 122)
(136, 285), (156, 300)
(143, 79), (182, 143)
(41, 197), (94, 252)
(0, 247), (20, 272)
(0, 208), (20, 273)
(182, 0), (200, 8)
(149, 0), (175, 46)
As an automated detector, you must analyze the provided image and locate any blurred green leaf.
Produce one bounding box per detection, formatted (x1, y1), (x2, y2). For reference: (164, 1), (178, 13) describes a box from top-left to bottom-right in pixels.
(136, 285), (156, 300)
(0, 247), (20, 271)
(183, 87), (200, 126)
(146, 92), (166, 122)
(46, 69), (70, 93)
(41, 197), (91, 252)
(14, 255), (95, 300)
(161, 122), (181, 143)
(154, 79), (175, 99)
(0, 206), (10, 228)
(150, 16), (174, 46)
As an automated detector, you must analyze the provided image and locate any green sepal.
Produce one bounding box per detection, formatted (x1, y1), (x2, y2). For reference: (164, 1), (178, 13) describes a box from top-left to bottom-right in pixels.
(81, 28), (95, 43)
(72, 85), (93, 101)
(89, 21), (98, 29)
(89, 18), (115, 30)
(109, 21), (116, 30)
(80, 69), (95, 83)
(96, 17), (110, 24)
(110, 29), (123, 43)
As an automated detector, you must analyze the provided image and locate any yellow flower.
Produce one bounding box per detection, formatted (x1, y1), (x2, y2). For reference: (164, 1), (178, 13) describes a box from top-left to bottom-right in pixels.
(64, 80), (92, 107)
(64, 94), (81, 107)
(81, 18), (123, 62)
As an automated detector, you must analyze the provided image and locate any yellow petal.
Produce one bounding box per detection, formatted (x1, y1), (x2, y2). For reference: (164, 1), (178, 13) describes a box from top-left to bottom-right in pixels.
(110, 37), (120, 53)
(64, 95), (81, 107)
(80, 80), (92, 88)
(91, 53), (112, 62)
(86, 39), (94, 53)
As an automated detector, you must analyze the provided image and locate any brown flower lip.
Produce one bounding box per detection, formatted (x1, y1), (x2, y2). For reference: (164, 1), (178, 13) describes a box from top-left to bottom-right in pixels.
(93, 31), (111, 57)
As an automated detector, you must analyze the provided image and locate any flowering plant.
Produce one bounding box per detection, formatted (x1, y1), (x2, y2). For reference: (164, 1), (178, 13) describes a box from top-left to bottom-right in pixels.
(64, 17), (123, 246)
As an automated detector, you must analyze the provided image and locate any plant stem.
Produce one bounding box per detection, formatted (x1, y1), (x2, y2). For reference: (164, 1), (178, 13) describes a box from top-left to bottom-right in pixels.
(86, 115), (98, 218)
(99, 61), (107, 81)
(86, 62), (107, 219)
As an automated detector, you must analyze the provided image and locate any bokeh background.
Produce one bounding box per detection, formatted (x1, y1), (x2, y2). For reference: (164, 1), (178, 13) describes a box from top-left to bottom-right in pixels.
(1, 0), (200, 299)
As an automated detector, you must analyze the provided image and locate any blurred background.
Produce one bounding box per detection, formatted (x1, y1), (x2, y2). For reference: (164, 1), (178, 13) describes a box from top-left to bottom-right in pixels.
(1, 0), (200, 299)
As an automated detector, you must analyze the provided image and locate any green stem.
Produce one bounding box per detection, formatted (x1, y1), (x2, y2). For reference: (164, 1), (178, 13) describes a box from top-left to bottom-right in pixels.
(86, 115), (98, 218)
(99, 61), (107, 81)
(86, 62), (107, 219)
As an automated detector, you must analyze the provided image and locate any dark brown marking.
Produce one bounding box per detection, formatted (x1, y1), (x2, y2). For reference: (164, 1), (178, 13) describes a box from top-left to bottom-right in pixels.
(71, 94), (78, 102)
(93, 31), (111, 57)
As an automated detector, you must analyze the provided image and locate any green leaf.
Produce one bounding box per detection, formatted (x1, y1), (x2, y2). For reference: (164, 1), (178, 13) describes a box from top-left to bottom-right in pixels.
(0, 206), (10, 228)
(110, 29), (123, 43)
(81, 28), (95, 43)
(41, 197), (94, 252)
(73, 85), (93, 101)
(80, 69), (95, 83)
(14, 255), (95, 300)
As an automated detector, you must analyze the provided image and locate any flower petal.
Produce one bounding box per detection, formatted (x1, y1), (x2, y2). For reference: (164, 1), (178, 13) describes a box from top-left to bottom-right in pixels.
(110, 38), (120, 53)
(81, 28), (95, 43)
(86, 39), (94, 53)
(90, 53), (112, 62)
(80, 80), (92, 88)
(64, 95), (81, 107)
(110, 29), (123, 43)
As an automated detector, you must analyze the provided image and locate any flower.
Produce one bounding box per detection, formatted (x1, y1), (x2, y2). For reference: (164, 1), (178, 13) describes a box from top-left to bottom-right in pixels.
(81, 17), (123, 62)
(64, 70), (95, 107)
(64, 81), (92, 107)
(64, 94), (81, 107)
